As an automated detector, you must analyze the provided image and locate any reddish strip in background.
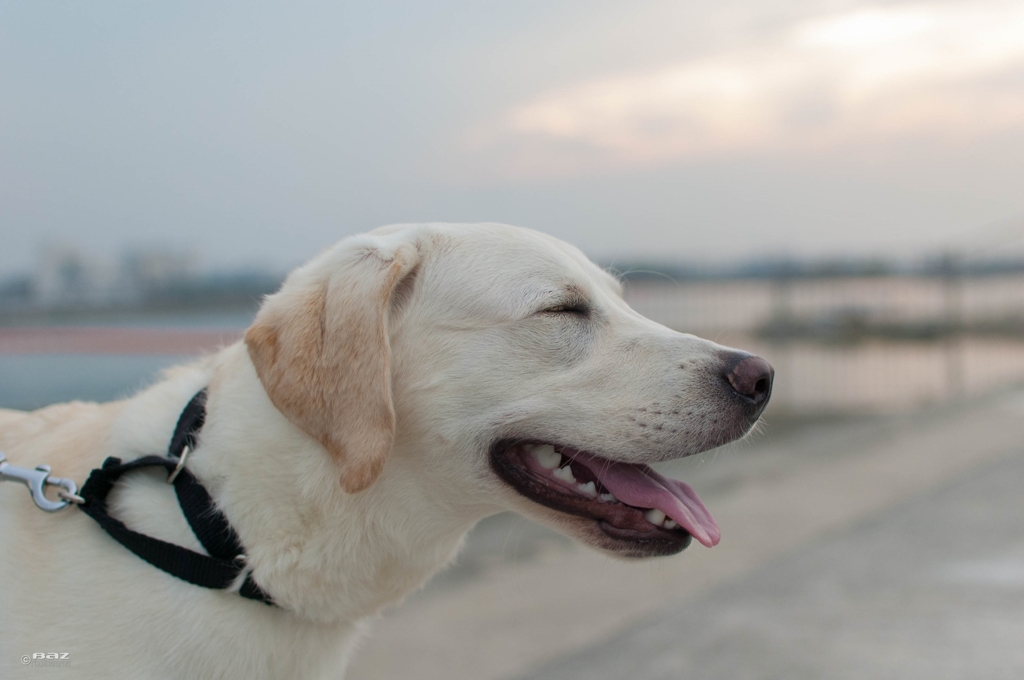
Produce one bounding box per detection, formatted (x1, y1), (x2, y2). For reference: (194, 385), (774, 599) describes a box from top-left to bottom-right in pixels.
(0, 327), (244, 355)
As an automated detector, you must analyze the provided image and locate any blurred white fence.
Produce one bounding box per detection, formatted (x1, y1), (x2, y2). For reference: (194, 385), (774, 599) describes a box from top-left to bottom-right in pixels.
(623, 274), (1024, 414)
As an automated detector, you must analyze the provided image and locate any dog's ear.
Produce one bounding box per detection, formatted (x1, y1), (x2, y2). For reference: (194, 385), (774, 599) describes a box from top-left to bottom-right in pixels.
(245, 234), (420, 493)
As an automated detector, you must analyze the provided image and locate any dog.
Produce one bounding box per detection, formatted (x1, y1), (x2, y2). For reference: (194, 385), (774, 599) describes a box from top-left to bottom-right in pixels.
(0, 222), (772, 679)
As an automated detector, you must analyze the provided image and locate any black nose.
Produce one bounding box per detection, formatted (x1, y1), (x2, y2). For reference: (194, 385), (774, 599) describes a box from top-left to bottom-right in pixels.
(723, 353), (774, 406)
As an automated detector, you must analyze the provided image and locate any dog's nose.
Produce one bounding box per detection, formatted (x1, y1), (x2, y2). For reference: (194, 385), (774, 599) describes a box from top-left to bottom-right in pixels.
(722, 353), (774, 406)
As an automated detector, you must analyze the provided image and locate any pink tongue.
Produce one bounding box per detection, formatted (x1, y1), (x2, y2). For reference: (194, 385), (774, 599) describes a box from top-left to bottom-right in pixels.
(573, 453), (721, 547)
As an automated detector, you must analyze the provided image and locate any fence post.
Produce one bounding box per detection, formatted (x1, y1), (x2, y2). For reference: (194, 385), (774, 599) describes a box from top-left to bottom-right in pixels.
(769, 269), (795, 412)
(942, 252), (965, 398)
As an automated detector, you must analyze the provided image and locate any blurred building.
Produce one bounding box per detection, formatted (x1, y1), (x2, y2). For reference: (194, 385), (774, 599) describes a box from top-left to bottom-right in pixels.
(0, 241), (281, 317)
(120, 249), (199, 296)
(29, 244), (197, 309)
(33, 245), (125, 308)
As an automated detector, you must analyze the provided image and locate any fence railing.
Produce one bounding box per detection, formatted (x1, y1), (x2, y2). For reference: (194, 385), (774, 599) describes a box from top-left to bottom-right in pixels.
(623, 274), (1024, 414)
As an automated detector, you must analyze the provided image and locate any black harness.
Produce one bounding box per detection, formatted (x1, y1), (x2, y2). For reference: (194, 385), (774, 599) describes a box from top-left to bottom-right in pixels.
(77, 390), (275, 606)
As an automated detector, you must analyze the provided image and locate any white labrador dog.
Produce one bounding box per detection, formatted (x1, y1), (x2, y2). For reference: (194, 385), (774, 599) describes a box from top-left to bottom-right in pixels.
(0, 223), (772, 679)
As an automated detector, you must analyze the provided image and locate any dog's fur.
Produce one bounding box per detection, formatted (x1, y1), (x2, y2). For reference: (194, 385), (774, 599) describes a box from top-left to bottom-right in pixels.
(0, 223), (764, 679)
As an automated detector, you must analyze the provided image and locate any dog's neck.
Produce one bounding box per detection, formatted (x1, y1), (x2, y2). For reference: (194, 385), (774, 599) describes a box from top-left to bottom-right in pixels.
(170, 343), (485, 624)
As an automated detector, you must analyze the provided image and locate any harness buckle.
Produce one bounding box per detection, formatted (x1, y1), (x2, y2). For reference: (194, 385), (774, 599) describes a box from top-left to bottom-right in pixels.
(0, 452), (82, 512)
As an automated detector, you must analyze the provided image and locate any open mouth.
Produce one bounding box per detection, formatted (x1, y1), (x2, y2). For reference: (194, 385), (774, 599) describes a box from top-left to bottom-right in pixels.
(490, 440), (720, 552)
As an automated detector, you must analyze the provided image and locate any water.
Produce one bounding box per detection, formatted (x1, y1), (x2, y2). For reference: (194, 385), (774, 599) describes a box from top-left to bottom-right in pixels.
(3, 277), (1024, 414)
(0, 308), (251, 410)
(0, 354), (189, 410)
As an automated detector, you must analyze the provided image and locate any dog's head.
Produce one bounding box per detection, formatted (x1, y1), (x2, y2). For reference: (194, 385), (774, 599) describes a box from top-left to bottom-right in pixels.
(246, 223), (772, 557)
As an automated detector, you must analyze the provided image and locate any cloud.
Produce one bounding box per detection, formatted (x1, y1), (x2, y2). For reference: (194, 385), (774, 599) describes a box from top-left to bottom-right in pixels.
(467, 1), (1024, 179)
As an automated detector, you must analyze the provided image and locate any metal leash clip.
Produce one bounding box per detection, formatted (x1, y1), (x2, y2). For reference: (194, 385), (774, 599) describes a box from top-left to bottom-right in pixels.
(167, 444), (191, 484)
(0, 451), (83, 512)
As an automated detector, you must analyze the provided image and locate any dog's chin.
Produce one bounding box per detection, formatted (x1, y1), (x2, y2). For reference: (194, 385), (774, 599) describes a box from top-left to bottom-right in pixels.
(489, 440), (701, 558)
(546, 510), (693, 558)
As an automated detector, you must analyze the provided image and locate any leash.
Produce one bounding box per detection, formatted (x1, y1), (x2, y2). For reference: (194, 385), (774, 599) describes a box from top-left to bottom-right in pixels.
(1, 390), (274, 606)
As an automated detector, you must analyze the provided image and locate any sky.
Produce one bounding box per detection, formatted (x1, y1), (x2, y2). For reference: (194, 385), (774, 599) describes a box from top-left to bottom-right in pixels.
(2, 0), (1024, 277)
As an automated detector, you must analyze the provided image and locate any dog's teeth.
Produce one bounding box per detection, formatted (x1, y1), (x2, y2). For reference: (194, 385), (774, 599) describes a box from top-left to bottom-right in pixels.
(530, 444), (561, 470)
(664, 519), (678, 529)
(598, 492), (616, 503)
(552, 464), (577, 484)
(644, 509), (666, 526)
(577, 481), (597, 497)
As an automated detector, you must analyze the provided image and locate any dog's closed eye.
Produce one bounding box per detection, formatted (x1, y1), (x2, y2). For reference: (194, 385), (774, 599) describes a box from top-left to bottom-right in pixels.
(540, 301), (590, 317)
(537, 287), (592, 317)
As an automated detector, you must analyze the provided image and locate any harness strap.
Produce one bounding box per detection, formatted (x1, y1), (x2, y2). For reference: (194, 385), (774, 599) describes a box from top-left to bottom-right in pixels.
(77, 390), (275, 606)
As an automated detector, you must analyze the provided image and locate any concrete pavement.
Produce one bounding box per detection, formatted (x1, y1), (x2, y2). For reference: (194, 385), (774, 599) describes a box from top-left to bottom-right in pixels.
(347, 391), (1024, 680)
(515, 432), (1024, 679)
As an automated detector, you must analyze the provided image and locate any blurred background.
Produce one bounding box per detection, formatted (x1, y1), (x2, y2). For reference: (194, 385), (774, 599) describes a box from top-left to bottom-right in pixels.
(3, 1), (1024, 678)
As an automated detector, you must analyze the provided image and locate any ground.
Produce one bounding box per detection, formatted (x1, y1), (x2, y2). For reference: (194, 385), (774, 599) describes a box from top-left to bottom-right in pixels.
(347, 389), (1024, 680)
